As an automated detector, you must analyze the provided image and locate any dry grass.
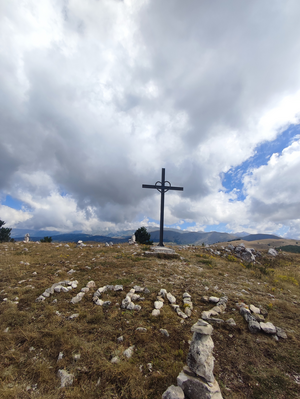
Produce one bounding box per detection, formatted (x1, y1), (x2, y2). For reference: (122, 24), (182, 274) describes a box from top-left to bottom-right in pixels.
(0, 241), (300, 398)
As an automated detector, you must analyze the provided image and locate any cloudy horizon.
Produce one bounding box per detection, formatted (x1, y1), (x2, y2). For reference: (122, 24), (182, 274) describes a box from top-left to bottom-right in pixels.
(1, 0), (300, 238)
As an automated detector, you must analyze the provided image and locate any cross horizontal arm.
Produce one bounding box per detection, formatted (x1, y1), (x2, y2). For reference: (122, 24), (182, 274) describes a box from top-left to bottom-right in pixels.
(142, 184), (157, 189)
(166, 186), (183, 191)
(142, 184), (183, 191)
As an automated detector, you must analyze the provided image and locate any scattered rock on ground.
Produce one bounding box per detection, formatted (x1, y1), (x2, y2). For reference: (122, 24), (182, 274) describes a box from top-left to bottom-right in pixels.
(162, 385), (185, 399)
(58, 369), (74, 388)
(123, 345), (135, 359)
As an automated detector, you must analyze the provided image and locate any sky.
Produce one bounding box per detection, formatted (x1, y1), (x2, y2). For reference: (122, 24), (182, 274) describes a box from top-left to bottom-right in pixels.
(1, 0), (300, 238)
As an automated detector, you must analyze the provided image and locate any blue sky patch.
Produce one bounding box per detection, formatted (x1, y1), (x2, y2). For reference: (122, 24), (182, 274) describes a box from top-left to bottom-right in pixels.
(2, 195), (27, 211)
(221, 124), (300, 199)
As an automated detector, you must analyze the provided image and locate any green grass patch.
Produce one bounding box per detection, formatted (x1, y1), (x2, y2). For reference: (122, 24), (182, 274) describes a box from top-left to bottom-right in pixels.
(277, 245), (300, 253)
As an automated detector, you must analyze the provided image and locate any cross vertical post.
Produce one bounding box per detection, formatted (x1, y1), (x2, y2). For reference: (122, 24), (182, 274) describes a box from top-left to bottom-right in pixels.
(159, 168), (165, 246)
(142, 168), (183, 247)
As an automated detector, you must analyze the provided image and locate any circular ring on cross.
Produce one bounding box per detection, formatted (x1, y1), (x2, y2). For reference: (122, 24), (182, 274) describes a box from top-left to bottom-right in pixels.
(155, 180), (171, 193)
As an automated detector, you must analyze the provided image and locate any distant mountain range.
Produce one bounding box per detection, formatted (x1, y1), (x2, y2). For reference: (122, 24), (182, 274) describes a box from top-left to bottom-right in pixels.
(12, 227), (281, 245)
(232, 233), (281, 242)
(149, 230), (238, 245)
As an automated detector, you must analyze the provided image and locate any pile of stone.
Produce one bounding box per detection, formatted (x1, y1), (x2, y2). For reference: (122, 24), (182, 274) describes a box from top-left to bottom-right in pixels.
(128, 234), (136, 245)
(144, 246), (180, 259)
(152, 288), (165, 316)
(162, 320), (223, 399)
(237, 302), (287, 339)
(36, 280), (79, 302)
(23, 233), (30, 243)
(152, 289), (193, 319)
(120, 286), (145, 311)
(93, 284), (123, 306)
(169, 294), (187, 320)
(201, 296), (228, 323)
(76, 240), (86, 248)
(182, 292), (193, 317)
(71, 280), (96, 304)
(224, 243), (261, 263)
(215, 243), (278, 262)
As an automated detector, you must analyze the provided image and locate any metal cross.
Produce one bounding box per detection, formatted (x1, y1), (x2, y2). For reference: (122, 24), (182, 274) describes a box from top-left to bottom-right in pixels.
(142, 168), (183, 247)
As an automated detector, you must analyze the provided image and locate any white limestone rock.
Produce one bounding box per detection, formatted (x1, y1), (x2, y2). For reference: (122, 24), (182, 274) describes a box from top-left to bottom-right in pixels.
(98, 286), (108, 294)
(36, 295), (46, 302)
(67, 269), (76, 274)
(123, 345), (135, 359)
(240, 306), (251, 316)
(187, 333), (215, 382)
(121, 296), (131, 309)
(209, 296), (220, 303)
(226, 318), (236, 326)
(94, 298), (104, 306)
(211, 306), (222, 314)
(136, 327), (147, 332)
(250, 304), (260, 314)
(201, 310), (218, 320)
(131, 294), (140, 301)
(160, 329), (169, 337)
(133, 285), (144, 292)
(248, 320), (261, 333)
(177, 310), (188, 319)
(167, 292), (176, 304)
(177, 370), (223, 399)
(276, 327), (287, 339)
(69, 313), (79, 320)
(127, 302), (135, 310)
(58, 369), (74, 388)
(152, 309), (160, 316)
(191, 321), (213, 335)
(70, 292), (85, 304)
(159, 289), (167, 298)
(162, 385), (185, 399)
(268, 248), (278, 256)
(260, 322), (276, 334)
(154, 301), (164, 310)
(185, 307), (192, 317)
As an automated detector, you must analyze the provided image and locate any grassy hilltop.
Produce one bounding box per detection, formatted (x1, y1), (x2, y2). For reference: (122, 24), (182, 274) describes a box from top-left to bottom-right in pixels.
(0, 241), (300, 398)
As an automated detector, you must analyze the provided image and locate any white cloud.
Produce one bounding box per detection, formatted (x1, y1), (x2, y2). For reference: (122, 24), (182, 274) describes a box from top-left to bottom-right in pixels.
(1, 1), (300, 237)
(0, 205), (32, 227)
(244, 139), (300, 206)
